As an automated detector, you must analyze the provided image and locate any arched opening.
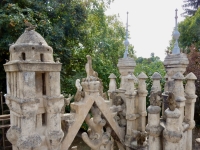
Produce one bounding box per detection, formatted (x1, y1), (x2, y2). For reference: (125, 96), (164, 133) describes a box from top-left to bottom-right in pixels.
(22, 52), (25, 60)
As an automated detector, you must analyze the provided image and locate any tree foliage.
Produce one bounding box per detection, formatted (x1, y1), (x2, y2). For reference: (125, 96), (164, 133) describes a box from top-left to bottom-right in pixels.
(182, 0), (200, 16)
(135, 55), (166, 106)
(178, 8), (200, 52)
(0, 0), (135, 98)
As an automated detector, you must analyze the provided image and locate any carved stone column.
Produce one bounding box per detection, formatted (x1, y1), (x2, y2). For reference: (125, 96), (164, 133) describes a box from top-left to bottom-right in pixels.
(108, 73), (117, 104)
(124, 75), (137, 148)
(185, 72), (197, 150)
(146, 72), (163, 150)
(172, 72), (186, 127)
(146, 106), (162, 150)
(44, 96), (64, 150)
(137, 72), (148, 132)
(163, 108), (182, 150)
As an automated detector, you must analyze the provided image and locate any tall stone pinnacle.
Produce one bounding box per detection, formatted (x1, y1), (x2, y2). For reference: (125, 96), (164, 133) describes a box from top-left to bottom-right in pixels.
(123, 12), (129, 58)
(172, 8), (180, 54)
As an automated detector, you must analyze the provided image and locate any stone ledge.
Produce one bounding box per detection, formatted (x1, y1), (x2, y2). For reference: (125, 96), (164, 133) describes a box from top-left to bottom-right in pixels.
(4, 62), (62, 72)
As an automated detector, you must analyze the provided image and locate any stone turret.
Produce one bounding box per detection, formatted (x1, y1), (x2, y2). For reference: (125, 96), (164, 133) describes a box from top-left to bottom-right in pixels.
(4, 29), (64, 150)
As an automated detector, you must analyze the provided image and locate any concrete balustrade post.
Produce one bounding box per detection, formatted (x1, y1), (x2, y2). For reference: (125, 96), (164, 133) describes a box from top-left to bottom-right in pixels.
(146, 106), (163, 150)
(163, 108), (182, 150)
(184, 72), (197, 150)
(137, 72), (148, 132)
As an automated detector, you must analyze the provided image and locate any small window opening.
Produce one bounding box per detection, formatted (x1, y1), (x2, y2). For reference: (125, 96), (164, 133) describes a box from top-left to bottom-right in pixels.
(22, 52), (25, 60)
(42, 113), (46, 126)
(42, 73), (46, 95)
(40, 54), (44, 62)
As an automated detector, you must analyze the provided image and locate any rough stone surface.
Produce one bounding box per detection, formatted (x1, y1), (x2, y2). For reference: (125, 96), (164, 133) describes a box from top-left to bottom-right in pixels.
(4, 29), (64, 150)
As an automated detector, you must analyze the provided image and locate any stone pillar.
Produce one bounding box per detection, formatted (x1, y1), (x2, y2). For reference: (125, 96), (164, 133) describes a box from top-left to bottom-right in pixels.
(45, 72), (64, 150)
(137, 72), (148, 132)
(108, 73), (117, 104)
(172, 72), (186, 126)
(163, 108), (182, 150)
(151, 72), (162, 92)
(185, 72), (197, 150)
(146, 106), (162, 150)
(124, 75), (137, 148)
(146, 72), (162, 150)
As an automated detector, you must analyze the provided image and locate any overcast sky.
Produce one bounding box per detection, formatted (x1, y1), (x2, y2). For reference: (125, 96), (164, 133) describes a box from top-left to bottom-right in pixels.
(106, 0), (185, 61)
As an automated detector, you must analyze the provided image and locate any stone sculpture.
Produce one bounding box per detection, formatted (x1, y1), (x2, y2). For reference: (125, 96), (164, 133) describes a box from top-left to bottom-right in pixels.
(85, 55), (98, 79)
(166, 92), (177, 111)
(110, 92), (126, 127)
(135, 132), (147, 146)
(82, 105), (113, 150)
(4, 10), (197, 150)
(74, 79), (85, 102)
(149, 90), (162, 107)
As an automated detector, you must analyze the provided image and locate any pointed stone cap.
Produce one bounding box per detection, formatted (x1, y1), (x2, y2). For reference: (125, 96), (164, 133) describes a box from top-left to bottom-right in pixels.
(172, 72), (184, 80)
(164, 74), (168, 79)
(108, 73), (117, 79)
(185, 72), (197, 80)
(15, 30), (48, 45)
(151, 72), (162, 79)
(138, 72), (148, 79)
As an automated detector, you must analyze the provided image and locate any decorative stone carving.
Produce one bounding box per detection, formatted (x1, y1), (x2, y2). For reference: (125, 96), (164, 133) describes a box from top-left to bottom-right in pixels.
(4, 29), (64, 150)
(74, 79), (85, 102)
(131, 131), (148, 150)
(149, 91), (162, 107)
(166, 92), (177, 111)
(82, 105), (113, 150)
(110, 92), (126, 127)
(85, 55), (98, 79)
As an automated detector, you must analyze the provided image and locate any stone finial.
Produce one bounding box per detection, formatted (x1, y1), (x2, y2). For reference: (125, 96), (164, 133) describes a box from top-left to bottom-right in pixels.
(151, 72), (162, 79)
(172, 72), (184, 80)
(123, 12), (129, 58)
(138, 72), (148, 79)
(108, 73), (117, 79)
(108, 73), (117, 94)
(24, 20), (36, 31)
(56, 58), (60, 63)
(185, 72), (197, 80)
(172, 9), (180, 54)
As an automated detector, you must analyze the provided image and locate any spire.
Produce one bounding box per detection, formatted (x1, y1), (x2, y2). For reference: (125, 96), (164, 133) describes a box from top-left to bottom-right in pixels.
(172, 9), (180, 54)
(123, 12), (129, 58)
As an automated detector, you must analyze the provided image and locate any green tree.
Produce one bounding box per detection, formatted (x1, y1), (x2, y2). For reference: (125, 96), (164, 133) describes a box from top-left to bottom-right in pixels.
(182, 0), (200, 16)
(134, 55), (166, 106)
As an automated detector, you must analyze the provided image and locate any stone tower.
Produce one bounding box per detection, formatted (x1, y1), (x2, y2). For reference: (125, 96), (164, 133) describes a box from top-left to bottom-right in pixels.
(4, 29), (64, 150)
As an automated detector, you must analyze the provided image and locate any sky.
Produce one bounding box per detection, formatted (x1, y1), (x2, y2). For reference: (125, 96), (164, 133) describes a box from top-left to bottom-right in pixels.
(106, 0), (185, 61)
